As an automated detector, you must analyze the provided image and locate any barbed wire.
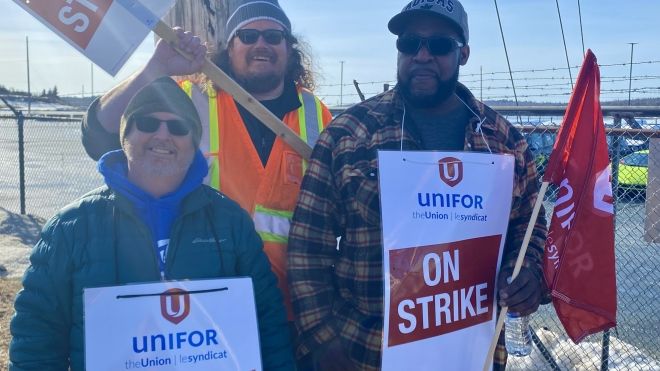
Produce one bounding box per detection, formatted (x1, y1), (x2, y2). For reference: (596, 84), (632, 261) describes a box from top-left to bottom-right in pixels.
(318, 74), (660, 89)
(320, 86), (660, 102)
(54, 60), (660, 99)
(460, 59), (660, 77)
(316, 60), (660, 89)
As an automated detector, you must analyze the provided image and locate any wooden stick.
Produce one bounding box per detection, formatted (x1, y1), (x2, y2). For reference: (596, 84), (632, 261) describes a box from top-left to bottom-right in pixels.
(153, 21), (313, 159)
(482, 181), (550, 371)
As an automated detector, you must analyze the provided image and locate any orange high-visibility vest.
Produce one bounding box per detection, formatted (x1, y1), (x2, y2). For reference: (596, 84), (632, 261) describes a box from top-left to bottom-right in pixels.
(181, 81), (332, 319)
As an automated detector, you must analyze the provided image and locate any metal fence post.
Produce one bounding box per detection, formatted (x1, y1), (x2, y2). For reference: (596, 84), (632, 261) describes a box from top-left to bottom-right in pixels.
(600, 114), (622, 371)
(17, 111), (26, 215)
(530, 327), (561, 370)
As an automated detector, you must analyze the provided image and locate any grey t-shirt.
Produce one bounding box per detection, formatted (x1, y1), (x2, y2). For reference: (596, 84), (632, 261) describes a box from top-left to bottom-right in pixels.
(408, 104), (471, 151)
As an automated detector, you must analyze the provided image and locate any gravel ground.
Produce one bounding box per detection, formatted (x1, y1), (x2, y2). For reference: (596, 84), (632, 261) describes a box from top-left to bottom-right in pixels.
(1, 278), (21, 369)
(0, 207), (43, 369)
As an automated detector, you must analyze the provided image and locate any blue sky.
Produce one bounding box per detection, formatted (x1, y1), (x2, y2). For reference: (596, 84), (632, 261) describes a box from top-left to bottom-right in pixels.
(1, 0), (659, 105)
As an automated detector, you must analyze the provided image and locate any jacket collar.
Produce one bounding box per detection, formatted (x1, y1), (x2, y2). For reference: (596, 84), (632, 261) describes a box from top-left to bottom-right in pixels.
(111, 183), (214, 218)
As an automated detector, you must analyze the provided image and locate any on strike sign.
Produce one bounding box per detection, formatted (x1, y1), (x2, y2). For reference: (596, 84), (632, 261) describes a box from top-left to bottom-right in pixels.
(378, 151), (514, 371)
(11, 0), (175, 75)
(388, 235), (501, 347)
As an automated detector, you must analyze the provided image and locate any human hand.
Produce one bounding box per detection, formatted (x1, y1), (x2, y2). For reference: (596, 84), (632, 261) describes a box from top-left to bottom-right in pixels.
(497, 266), (543, 316)
(314, 338), (358, 371)
(146, 27), (207, 77)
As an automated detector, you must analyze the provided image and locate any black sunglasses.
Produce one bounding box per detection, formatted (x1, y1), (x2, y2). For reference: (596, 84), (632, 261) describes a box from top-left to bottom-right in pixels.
(133, 116), (190, 136)
(235, 29), (287, 45)
(396, 36), (464, 56)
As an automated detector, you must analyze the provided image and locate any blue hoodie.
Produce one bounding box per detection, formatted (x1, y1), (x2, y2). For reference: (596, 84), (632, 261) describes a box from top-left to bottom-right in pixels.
(97, 149), (208, 279)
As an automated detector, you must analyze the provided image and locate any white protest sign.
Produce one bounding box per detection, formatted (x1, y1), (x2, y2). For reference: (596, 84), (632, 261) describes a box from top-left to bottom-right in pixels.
(11, 0), (175, 75)
(84, 278), (262, 371)
(378, 151), (514, 371)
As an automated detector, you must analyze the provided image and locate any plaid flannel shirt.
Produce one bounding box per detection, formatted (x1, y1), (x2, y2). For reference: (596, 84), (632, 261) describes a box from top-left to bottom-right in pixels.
(288, 83), (547, 370)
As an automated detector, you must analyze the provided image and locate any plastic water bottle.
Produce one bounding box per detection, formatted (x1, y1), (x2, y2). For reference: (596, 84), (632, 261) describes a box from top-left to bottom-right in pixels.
(505, 312), (532, 356)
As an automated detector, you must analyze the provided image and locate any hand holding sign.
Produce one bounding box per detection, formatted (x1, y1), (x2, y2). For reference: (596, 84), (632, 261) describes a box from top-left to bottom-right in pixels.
(497, 266), (544, 316)
(147, 28), (207, 78)
(12, 0), (313, 159)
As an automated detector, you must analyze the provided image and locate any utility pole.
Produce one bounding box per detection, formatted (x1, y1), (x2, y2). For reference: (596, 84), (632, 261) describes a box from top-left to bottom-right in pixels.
(26, 36), (31, 115)
(163, 2), (228, 51)
(627, 42), (637, 106)
(340, 61), (345, 106)
(480, 65), (483, 102)
(91, 63), (94, 97)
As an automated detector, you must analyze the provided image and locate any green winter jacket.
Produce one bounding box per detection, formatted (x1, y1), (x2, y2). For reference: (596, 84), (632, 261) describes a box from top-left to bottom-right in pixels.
(9, 185), (294, 371)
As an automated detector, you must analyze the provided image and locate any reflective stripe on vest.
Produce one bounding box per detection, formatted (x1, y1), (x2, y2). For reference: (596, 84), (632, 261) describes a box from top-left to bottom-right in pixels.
(297, 89), (325, 147)
(180, 81), (221, 189)
(207, 87), (220, 189)
(253, 205), (293, 243)
(297, 89), (325, 173)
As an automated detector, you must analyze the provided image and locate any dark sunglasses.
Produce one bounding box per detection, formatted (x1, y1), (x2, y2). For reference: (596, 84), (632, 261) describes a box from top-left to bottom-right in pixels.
(396, 36), (464, 56)
(235, 29), (287, 45)
(133, 116), (190, 136)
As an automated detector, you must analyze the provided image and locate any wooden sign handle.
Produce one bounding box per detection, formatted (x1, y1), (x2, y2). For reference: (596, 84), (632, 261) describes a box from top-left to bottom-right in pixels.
(482, 181), (550, 371)
(153, 21), (313, 160)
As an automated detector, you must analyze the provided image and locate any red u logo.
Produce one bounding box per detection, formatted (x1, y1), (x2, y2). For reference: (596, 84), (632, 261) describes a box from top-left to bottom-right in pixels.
(438, 157), (463, 187)
(160, 288), (190, 325)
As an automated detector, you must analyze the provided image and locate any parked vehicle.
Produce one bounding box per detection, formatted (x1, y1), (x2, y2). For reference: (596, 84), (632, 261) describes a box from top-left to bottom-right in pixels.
(524, 130), (649, 177)
(616, 149), (648, 199)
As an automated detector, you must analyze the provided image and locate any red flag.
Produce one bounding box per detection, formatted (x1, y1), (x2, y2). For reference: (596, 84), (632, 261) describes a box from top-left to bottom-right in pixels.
(542, 50), (617, 343)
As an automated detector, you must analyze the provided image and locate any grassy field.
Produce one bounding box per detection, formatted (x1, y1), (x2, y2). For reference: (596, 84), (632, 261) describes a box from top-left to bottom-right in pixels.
(1, 278), (21, 369)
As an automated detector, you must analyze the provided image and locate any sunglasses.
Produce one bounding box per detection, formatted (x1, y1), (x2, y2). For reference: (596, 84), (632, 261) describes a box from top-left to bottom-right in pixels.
(235, 29), (287, 45)
(133, 116), (190, 136)
(396, 36), (464, 56)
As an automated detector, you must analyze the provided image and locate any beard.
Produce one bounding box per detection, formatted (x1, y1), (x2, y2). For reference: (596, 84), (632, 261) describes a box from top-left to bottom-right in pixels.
(234, 71), (283, 95)
(398, 67), (459, 109)
(124, 140), (194, 178)
(232, 49), (286, 95)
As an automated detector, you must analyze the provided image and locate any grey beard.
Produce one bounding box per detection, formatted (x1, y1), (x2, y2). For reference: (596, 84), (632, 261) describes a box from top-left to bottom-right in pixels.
(133, 162), (190, 177)
(398, 68), (459, 109)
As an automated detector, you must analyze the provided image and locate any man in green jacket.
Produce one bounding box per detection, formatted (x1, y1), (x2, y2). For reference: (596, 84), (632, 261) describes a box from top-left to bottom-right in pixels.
(9, 77), (294, 370)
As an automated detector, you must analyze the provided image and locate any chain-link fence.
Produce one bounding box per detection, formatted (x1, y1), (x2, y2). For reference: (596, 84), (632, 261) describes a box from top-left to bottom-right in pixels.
(0, 112), (658, 370)
(0, 114), (103, 219)
(507, 118), (660, 371)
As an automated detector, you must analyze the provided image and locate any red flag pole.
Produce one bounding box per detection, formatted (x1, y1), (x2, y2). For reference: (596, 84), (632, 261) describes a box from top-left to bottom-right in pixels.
(482, 181), (550, 371)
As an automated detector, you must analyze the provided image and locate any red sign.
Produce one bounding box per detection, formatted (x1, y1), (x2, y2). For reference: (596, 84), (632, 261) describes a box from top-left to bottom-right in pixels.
(160, 288), (190, 325)
(438, 157), (463, 187)
(24, 0), (113, 49)
(388, 235), (501, 346)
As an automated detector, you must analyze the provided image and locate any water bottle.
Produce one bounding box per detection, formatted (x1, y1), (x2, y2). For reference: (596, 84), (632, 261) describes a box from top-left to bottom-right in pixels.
(505, 311), (532, 356)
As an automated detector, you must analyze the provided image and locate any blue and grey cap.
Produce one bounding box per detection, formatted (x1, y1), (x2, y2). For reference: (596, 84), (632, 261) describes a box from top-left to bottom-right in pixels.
(388, 0), (469, 43)
(225, 0), (291, 44)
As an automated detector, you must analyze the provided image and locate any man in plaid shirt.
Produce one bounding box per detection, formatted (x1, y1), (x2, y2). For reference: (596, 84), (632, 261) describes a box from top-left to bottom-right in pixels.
(288, 1), (548, 370)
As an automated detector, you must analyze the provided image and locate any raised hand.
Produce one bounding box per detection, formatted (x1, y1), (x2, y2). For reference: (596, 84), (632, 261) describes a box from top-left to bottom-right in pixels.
(146, 27), (208, 78)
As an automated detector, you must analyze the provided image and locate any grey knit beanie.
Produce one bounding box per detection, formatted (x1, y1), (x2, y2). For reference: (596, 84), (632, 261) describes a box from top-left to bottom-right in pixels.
(120, 77), (202, 148)
(225, 0), (291, 44)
